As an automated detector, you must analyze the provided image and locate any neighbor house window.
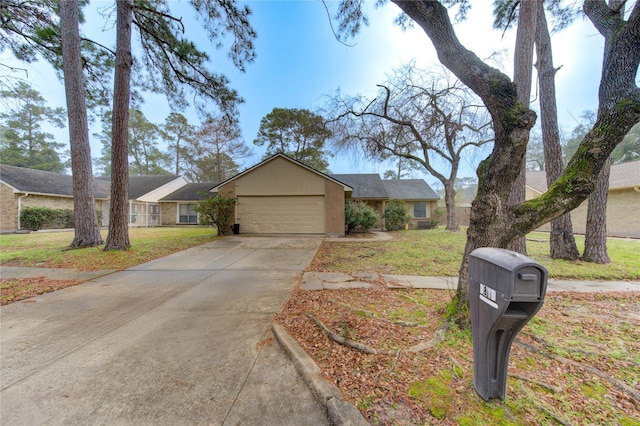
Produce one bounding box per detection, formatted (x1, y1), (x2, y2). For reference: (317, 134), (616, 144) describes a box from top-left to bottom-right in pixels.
(179, 204), (198, 224)
(413, 202), (427, 218)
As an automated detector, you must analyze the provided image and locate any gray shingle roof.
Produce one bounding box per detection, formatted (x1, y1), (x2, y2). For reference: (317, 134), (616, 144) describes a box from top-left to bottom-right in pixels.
(1, 164), (110, 198)
(331, 174), (388, 199)
(382, 179), (440, 201)
(160, 183), (217, 201)
(527, 160), (640, 192)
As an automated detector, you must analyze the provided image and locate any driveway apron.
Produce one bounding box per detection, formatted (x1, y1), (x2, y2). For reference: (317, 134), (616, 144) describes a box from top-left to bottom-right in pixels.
(1, 236), (328, 425)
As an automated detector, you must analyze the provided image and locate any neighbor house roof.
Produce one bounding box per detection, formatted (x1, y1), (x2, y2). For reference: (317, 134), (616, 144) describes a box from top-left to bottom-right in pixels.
(526, 159), (640, 194)
(161, 183), (217, 201)
(331, 174), (388, 199)
(382, 179), (440, 201)
(0, 164), (110, 198)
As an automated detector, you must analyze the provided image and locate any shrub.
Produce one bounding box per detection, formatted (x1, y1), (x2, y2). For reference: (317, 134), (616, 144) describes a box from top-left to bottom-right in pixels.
(345, 200), (379, 234)
(194, 194), (236, 235)
(384, 200), (412, 231)
(21, 207), (75, 230)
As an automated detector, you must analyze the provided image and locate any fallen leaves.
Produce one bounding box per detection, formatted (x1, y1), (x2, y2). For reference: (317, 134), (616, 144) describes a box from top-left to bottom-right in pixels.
(1, 277), (83, 305)
(275, 283), (640, 425)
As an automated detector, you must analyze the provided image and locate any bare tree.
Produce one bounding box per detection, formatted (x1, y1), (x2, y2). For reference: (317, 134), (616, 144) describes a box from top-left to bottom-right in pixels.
(59, 0), (103, 248)
(330, 64), (492, 231)
(336, 1), (640, 309)
(185, 115), (251, 183)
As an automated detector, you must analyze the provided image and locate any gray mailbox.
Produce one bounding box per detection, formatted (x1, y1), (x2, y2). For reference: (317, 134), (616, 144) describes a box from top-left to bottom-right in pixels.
(468, 247), (548, 401)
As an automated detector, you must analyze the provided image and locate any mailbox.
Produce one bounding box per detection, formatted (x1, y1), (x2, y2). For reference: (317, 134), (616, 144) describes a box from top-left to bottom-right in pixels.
(468, 247), (548, 401)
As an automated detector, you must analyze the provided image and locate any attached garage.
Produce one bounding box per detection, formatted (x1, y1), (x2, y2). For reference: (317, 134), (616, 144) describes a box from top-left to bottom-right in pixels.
(212, 154), (352, 236)
(237, 196), (325, 234)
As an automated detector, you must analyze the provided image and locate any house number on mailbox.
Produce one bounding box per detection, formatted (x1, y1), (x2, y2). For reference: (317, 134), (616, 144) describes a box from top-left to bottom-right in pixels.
(479, 283), (498, 309)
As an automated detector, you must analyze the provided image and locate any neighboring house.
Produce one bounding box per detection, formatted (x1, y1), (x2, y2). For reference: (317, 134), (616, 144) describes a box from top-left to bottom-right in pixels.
(159, 183), (217, 226)
(1, 156), (442, 236)
(0, 164), (188, 232)
(526, 160), (640, 238)
(0, 164), (110, 232)
(332, 173), (440, 229)
(97, 175), (188, 227)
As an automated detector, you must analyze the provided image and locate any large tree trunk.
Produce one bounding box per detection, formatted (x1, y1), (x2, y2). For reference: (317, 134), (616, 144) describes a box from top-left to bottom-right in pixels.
(582, 0), (624, 264)
(583, 157), (611, 263)
(390, 1), (640, 309)
(507, 0), (538, 255)
(534, 1), (579, 260)
(105, 0), (133, 251)
(59, 0), (104, 249)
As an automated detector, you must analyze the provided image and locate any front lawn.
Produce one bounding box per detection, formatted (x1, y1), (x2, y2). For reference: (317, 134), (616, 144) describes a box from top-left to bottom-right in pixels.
(281, 228), (640, 424)
(0, 227), (218, 271)
(309, 229), (640, 281)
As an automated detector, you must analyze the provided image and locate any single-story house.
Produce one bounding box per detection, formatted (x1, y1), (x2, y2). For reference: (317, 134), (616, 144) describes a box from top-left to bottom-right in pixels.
(209, 154), (352, 236)
(526, 159), (640, 238)
(96, 174), (188, 227)
(0, 164), (188, 232)
(159, 182), (217, 226)
(332, 173), (440, 229)
(1, 155), (442, 236)
(0, 164), (111, 232)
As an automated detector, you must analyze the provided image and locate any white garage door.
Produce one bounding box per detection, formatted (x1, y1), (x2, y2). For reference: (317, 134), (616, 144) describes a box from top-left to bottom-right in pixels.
(237, 196), (325, 234)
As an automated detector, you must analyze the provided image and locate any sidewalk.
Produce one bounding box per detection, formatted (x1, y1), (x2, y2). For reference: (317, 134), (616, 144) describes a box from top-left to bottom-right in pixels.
(301, 271), (640, 292)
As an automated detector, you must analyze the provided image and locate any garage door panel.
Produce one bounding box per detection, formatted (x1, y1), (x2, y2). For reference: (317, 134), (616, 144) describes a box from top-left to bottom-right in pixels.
(237, 196), (325, 234)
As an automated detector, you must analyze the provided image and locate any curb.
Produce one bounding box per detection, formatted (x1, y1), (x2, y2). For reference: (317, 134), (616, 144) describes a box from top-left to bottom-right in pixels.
(272, 323), (370, 426)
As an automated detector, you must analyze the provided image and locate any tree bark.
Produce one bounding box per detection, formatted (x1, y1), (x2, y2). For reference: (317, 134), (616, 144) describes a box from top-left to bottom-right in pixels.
(582, 0), (625, 264)
(508, 0), (538, 255)
(583, 157), (611, 263)
(443, 179), (459, 231)
(390, 0), (640, 308)
(534, 1), (579, 260)
(59, 0), (104, 248)
(105, 0), (133, 251)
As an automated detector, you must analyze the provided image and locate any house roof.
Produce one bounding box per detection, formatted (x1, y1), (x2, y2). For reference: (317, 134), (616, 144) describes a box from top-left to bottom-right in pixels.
(331, 174), (388, 199)
(0, 164), (111, 199)
(382, 179), (440, 201)
(211, 153), (353, 192)
(526, 159), (640, 193)
(126, 175), (182, 199)
(161, 183), (217, 201)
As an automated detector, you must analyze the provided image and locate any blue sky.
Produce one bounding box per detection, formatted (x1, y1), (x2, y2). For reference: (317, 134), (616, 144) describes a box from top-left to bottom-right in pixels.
(2, 1), (607, 186)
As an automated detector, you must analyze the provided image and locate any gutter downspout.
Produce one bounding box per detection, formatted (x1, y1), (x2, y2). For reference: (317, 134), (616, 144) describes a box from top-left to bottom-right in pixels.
(17, 193), (29, 231)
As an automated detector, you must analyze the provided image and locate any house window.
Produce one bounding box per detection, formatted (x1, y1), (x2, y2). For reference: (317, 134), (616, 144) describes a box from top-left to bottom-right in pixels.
(179, 204), (198, 224)
(149, 204), (160, 225)
(413, 202), (427, 218)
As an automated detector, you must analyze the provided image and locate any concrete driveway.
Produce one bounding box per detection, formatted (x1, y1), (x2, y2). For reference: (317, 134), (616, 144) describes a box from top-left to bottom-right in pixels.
(1, 236), (328, 425)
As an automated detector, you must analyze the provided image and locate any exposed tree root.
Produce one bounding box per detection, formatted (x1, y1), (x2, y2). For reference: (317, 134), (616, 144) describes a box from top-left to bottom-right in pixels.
(515, 340), (640, 404)
(308, 312), (448, 356)
(307, 313), (378, 354)
(406, 321), (449, 353)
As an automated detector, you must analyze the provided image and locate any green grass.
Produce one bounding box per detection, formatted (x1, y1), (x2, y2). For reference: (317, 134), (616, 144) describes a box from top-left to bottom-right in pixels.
(0, 227), (218, 271)
(314, 228), (640, 280)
